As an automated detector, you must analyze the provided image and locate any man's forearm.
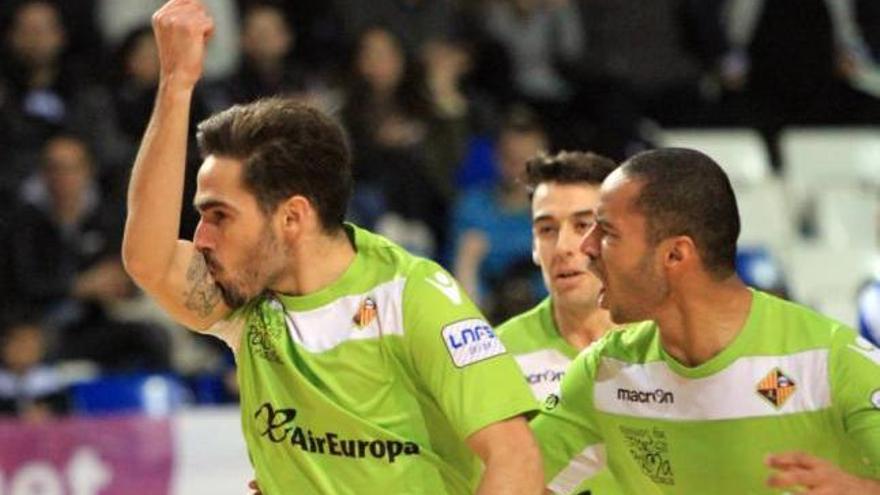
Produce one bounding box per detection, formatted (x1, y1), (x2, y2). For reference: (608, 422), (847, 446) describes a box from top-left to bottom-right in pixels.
(476, 452), (544, 495)
(122, 80), (194, 284)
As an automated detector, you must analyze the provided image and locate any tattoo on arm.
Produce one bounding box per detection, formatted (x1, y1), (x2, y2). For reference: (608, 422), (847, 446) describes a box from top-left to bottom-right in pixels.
(184, 252), (222, 317)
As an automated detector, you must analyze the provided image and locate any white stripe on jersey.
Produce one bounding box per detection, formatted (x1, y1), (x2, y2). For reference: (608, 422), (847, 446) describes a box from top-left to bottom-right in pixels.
(592, 349), (831, 420)
(281, 277), (407, 353)
(548, 444), (607, 494)
(512, 349), (571, 401)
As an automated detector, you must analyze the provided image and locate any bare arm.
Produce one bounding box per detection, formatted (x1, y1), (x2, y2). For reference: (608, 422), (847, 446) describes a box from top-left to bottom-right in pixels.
(121, 0), (228, 332)
(468, 416), (544, 495)
(766, 452), (880, 494)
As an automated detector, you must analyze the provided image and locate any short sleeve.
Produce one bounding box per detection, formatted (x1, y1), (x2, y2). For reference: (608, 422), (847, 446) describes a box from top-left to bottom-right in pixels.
(207, 297), (263, 353)
(830, 328), (880, 476)
(531, 348), (606, 494)
(402, 260), (536, 439)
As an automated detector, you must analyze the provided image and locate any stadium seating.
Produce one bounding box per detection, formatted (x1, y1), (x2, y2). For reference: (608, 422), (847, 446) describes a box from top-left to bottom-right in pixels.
(659, 128), (772, 187)
(785, 245), (880, 327)
(660, 128), (796, 260)
(70, 373), (191, 416)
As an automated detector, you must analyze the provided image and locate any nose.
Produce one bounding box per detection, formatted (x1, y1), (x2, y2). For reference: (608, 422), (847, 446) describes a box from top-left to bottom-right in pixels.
(557, 224), (581, 256)
(580, 223), (601, 261)
(193, 220), (215, 252)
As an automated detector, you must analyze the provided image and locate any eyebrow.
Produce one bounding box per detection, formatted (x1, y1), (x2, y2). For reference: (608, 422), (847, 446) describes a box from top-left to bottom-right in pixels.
(596, 217), (617, 232)
(533, 209), (595, 224)
(194, 198), (237, 213)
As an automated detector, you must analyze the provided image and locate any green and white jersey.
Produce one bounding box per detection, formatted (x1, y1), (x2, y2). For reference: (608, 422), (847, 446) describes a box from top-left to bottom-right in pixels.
(533, 289), (880, 494)
(211, 224), (536, 495)
(498, 298), (623, 495)
(498, 298), (577, 402)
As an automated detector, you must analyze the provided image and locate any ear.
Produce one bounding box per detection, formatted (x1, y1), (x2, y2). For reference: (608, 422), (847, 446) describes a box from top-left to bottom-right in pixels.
(663, 236), (696, 270)
(279, 195), (312, 232)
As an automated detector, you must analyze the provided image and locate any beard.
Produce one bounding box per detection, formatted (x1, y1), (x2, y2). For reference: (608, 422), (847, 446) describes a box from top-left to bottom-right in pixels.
(609, 250), (669, 323)
(204, 225), (286, 309)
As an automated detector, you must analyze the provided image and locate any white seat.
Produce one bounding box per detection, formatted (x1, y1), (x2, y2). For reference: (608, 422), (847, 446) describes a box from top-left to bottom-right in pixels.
(814, 187), (880, 249)
(735, 178), (796, 260)
(785, 245), (879, 327)
(780, 127), (880, 191)
(780, 127), (880, 249)
(659, 128), (772, 188)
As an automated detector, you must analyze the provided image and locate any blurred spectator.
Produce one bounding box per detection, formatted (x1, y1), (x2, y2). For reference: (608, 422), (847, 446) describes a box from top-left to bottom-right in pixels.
(576, 0), (729, 127)
(6, 135), (170, 371)
(477, 0), (583, 146)
(76, 25), (209, 231)
(217, 3), (310, 107)
(721, 0), (880, 165)
(333, 0), (459, 55)
(343, 27), (470, 256)
(76, 26), (160, 198)
(0, 0), (90, 193)
(237, 0), (347, 82)
(475, 0), (648, 159)
(481, 0), (583, 109)
(858, 278), (880, 347)
(420, 37), (474, 207)
(451, 108), (547, 305)
(95, 0), (241, 80)
(0, 316), (71, 421)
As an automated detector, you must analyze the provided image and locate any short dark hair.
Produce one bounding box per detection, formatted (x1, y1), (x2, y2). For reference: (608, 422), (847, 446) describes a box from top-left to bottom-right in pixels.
(621, 147), (740, 277)
(523, 150), (617, 199)
(196, 97), (353, 232)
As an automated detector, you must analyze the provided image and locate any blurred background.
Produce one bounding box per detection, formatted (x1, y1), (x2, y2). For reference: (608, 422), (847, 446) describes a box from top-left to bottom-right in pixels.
(0, 0), (877, 493)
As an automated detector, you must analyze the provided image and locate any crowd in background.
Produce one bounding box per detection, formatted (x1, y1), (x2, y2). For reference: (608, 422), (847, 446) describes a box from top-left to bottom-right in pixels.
(0, 0), (878, 419)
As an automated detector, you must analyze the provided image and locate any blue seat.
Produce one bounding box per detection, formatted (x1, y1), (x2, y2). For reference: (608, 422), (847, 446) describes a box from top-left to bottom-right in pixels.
(70, 373), (189, 416)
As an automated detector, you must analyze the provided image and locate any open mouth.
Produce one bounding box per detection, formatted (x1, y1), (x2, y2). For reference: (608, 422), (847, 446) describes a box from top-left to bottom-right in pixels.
(555, 270), (584, 280)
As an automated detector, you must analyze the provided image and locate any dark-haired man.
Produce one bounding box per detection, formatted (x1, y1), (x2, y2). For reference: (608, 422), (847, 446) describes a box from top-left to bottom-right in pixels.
(121, 1), (542, 494)
(533, 148), (880, 494)
(496, 151), (621, 494)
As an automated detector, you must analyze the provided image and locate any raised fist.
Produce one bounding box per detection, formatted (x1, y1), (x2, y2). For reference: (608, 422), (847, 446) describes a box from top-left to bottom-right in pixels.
(151, 0), (215, 88)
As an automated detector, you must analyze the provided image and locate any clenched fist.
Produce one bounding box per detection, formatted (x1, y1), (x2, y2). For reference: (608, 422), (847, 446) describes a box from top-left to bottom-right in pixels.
(152, 0), (215, 88)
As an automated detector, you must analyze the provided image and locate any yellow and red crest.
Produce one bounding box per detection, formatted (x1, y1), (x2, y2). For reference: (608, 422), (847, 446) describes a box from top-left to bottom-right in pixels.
(757, 368), (796, 409)
(353, 297), (378, 329)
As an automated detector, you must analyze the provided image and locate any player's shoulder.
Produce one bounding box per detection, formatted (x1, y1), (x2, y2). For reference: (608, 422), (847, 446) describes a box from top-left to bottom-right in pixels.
(562, 321), (658, 380)
(753, 290), (852, 347)
(496, 299), (547, 338)
(348, 223), (421, 274)
(587, 320), (658, 362)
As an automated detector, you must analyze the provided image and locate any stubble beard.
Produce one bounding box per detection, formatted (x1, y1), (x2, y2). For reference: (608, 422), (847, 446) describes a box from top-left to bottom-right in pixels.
(216, 226), (286, 309)
(610, 250), (668, 323)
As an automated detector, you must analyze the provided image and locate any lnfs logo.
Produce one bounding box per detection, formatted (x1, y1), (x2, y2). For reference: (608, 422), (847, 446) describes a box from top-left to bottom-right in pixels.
(441, 319), (506, 367)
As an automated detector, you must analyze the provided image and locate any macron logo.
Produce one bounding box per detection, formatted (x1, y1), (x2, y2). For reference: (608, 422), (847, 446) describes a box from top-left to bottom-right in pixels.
(426, 272), (462, 305)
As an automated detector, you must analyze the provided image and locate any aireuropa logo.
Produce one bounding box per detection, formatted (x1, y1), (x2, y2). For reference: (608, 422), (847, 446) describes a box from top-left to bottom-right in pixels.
(616, 388), (675, 405)
(254, 403), (420, 463)
(441, 319), (506, 367)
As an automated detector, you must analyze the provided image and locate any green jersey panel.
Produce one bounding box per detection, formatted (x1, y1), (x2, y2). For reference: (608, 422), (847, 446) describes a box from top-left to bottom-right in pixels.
(533, 289), (880, 494)
(218, 225), (536, 495)
(498, 298), (624, 495)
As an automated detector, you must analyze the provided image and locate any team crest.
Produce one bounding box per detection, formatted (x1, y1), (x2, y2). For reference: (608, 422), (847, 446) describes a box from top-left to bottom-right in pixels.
(757, 368), (796, 408)
(353, 297), (378, 329)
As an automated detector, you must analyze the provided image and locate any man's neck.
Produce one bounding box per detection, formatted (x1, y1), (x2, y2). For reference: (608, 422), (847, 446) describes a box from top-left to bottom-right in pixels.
(553, 299), (612, 351)
(275, 227), (357, 296)
(656, 278), (753, 367)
